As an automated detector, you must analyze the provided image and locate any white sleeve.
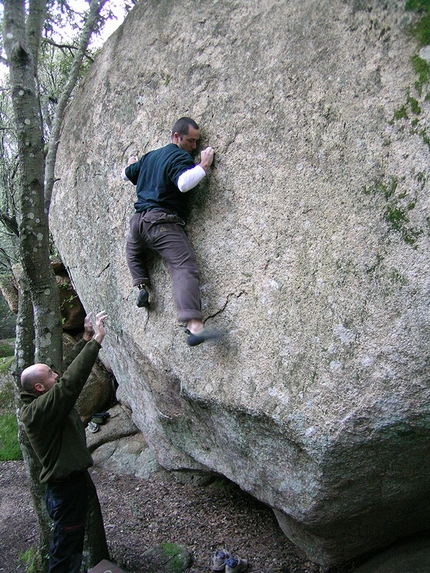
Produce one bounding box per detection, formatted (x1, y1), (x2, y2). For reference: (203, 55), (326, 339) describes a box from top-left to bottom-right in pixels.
(177, 165), (207, 192)
(121, 168), (130, 181)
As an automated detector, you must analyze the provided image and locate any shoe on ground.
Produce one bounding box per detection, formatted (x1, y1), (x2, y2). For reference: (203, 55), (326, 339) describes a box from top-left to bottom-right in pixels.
(137, 286), (149, 308)
(212, 549), (230, 571)
(88, 421), (99, 433)
(91, 412), (110, 425)
(225, 556), (248, 573)
(186, 328), (220, 347)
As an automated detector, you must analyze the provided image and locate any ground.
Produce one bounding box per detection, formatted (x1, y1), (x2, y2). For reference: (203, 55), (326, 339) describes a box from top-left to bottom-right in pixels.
(0, 460), (360, 573)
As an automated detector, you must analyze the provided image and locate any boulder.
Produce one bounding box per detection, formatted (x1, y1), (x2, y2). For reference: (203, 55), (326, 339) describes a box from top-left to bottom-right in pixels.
(353, 533), (430, 573)
(63, 334), (116, 423)
(141, 544), (191, 573)
(50, 0), (430, 566)
(53, 258), (86, 331)
(86, 403), (164, 481)
(86, 404), (140, 453)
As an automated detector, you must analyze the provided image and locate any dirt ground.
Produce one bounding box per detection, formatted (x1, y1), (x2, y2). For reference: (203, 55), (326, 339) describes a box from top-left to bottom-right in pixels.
(0, 460), (358, 573)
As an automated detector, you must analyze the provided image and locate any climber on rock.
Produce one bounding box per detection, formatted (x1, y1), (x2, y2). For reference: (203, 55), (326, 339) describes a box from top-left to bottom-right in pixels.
(122, 116), (218, 347)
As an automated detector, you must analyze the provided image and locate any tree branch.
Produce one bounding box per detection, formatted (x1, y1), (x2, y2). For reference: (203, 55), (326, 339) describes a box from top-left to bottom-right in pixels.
(0, 211), (19, 236)
(42, 36), (95, 62)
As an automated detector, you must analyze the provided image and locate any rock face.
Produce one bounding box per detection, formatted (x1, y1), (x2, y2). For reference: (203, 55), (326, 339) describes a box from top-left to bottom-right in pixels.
(52, 258), (87, 331)
(50, 0), (430, 566)
(62, 333), (115, 423)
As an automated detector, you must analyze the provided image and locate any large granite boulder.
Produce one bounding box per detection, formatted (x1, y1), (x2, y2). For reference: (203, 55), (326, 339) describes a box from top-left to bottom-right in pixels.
(50, 0), (430, 566)
(62, 333), (115, 423)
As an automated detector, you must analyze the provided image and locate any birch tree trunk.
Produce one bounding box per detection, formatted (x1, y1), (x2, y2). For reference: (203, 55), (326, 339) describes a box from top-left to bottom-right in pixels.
(3, 0), (63, 368)
(3, 0), (110, 569)
(4, 4), (61, 569)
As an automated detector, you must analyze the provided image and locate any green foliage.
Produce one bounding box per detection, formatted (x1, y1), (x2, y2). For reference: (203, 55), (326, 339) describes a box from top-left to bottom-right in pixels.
(404, 1), (430, 128)
(409, 14), (430, 45)
(393, 104), (409, 120)
(412, 53), (430, 88)
(19, 547), (45, 573)
(38, 39), (98, 140)
(0, 359), (14, 410)
(389, 269), (408, 285)
(363, 177), (398, 200)
(363, 178), (423, 247)
(407, 94), (422, 113)
(391, 5), (430, 146)
(385, 206), (408, 230)
(0, 77), (20, 274)
(0, 413), (22, 461)
(419, 127), (430, 146)
(385, 207), (422, 245)
(406, 0), (430, 45)
(0, 355), (14, 374)
(393, 93), (423, 121)
(0, 338), (19, 461)
(0, 288), (16, 339)
(0, 340), (14, 357)
(406, 0), (430, 10)
(417, 171), (426, 184)
(0, 1), (104, 278)
(159, 543), (190, 572)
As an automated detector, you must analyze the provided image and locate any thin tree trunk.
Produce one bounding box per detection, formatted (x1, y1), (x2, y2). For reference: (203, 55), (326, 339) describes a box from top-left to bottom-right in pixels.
(18, 426), (50, 572)
(4, 3), (67, 570)
(3, 0), (63, 368)
(83, 474), (110, 569)
(3, 1), (111, 569)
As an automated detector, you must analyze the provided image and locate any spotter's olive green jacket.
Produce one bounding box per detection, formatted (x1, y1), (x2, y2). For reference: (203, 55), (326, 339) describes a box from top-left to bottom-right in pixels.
(20, 338), (101, 483)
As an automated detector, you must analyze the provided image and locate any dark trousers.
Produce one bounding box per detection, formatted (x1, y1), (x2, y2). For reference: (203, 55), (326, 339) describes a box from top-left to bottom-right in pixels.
(126, 210), (203, 323)
(44, 471), (88, 573)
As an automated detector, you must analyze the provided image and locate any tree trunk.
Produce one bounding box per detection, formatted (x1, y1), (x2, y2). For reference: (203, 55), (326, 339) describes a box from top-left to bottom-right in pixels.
(3, 0), (63, 368)
(18, 425), (51, 572)
(4, 2), (71, 570)
(83, 474), (110, 569)
(3, 1), (111, 569)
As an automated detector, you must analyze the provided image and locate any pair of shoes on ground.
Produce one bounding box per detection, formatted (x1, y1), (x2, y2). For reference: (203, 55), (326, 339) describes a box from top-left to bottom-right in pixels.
(186, 328), (220, 347)
(212, 549), (248, 572)
(88, 411), (110, 433)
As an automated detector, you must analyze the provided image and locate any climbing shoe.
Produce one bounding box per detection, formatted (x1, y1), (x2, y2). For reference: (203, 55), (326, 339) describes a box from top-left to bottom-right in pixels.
(225, 556), (248, 573)
(186, 328), (220, 347)
(88, 421), (99, 433)
(137, 285), (149, 308)
(91, 412), (110, 425)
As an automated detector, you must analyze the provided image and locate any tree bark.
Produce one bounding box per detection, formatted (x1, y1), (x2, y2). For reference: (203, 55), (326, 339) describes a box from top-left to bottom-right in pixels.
(4, 3), (58, 569)
(3, 2), (112, 569)
(3, 0), (63, 368)
(84, 474), (110, 569)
